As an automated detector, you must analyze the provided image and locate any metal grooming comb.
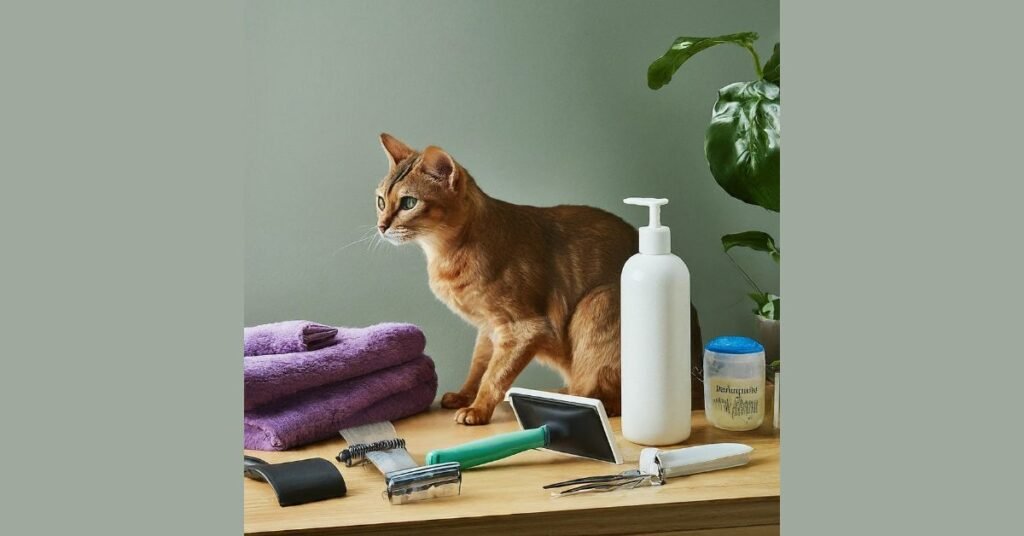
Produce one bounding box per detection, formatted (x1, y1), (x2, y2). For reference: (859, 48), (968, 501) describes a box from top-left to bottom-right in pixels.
(337, 438), (407, 467)
(339, 421), (462, 504)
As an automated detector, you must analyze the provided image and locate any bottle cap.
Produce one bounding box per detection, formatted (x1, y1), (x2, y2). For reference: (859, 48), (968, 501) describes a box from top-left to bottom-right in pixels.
(706, 336), (765, 355)
(624, 197), (670, 254)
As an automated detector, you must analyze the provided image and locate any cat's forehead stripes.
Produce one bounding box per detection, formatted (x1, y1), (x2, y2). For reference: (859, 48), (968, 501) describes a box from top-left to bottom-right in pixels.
(386, 155), (420, 195)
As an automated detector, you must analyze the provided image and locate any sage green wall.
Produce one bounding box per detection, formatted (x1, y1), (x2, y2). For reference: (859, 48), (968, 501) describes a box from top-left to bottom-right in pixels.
(245, 0), (780, 395)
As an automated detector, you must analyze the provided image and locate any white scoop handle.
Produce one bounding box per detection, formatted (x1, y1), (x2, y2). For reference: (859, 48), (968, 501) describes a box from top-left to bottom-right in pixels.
(639, 443), (753, 479)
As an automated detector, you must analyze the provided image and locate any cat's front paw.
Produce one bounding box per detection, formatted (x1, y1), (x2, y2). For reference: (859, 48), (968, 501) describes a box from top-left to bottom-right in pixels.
(454, 406), (492, 425)
(440, 391), (472, 409)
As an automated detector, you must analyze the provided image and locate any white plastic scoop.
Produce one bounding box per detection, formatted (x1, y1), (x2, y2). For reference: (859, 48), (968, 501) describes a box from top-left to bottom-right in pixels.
(639, 443), (754, 480)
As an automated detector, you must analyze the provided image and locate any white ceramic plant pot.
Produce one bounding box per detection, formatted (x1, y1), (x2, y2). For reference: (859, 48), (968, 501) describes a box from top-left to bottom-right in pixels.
(773, 372), (780, 430)
(755, 316), (780, 366)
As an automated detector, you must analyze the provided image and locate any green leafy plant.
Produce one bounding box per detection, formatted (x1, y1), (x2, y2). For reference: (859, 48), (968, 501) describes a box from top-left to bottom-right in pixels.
(722, 230), (779, 320)
(648, 33), (780, 320)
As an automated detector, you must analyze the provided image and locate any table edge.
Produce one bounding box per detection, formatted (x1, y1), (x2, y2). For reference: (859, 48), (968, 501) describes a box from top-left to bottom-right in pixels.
(245, 495), (781, 536)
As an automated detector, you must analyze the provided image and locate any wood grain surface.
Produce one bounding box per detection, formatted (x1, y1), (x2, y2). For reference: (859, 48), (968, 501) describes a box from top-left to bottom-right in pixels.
(244, 402), (780, 535)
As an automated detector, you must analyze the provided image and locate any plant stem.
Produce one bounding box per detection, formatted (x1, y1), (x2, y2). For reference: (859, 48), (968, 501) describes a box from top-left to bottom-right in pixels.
(725, 250), (764, 296)
(744, 44), (763, 78)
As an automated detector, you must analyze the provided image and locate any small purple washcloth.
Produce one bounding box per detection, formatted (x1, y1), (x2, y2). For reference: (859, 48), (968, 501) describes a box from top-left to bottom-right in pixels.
(244, 322), (426, 411)
(244, 355), (438, 451)
(244, 320), (339, 356)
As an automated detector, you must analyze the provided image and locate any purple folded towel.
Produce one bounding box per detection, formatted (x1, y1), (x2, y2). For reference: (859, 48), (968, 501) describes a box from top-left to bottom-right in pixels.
(244, 356), (437, 450)
(244, 322), (426, 411)
(244, 320), (339, 356)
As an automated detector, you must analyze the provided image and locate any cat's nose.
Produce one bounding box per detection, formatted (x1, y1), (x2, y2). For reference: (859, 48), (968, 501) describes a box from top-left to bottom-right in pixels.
(377, 224), (388, 234)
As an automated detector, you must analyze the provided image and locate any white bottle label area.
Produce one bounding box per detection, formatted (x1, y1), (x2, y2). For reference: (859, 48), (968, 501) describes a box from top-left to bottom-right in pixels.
(707, 378), (764, 430)
(620, 253), (691, 446)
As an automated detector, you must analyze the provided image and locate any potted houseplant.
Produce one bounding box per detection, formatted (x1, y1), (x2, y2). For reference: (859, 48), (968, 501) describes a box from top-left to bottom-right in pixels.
(769, 359), (780, 430)
(647, 32), (780, 369)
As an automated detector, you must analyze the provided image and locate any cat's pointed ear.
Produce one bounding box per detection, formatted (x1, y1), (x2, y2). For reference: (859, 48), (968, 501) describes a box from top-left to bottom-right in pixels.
(420, 146), (459, 190)
(379, 133), (415, 169)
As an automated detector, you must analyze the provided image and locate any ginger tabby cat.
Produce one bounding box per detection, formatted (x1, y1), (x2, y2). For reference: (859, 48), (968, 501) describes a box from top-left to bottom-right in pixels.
(374, 133), (702, 425)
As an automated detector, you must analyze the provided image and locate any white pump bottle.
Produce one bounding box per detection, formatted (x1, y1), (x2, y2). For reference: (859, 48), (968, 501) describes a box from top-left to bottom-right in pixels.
(620, 198), (691, 445)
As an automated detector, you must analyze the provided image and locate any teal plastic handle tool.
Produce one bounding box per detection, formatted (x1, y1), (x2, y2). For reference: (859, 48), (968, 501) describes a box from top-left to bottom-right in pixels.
(425, 425), (550, 469)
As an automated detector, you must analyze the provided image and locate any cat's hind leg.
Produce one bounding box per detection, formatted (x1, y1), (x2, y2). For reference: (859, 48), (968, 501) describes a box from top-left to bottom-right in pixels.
(567, 284), (622, 416)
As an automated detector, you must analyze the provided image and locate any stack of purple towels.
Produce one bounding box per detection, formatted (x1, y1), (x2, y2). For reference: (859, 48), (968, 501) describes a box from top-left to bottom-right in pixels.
(244, 320), (437, 451)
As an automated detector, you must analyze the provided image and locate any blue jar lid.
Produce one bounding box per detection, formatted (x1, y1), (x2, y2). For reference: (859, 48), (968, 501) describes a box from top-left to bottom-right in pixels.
(706, 336), (764, 355)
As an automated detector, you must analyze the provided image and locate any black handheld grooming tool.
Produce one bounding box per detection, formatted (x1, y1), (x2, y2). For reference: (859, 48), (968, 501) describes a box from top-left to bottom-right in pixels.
(243, 456), (347, 507)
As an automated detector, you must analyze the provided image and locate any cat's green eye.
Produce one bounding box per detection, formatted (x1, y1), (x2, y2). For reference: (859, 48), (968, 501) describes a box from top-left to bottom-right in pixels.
(377, 196), (385, 210)
(399, 196), (418, 210)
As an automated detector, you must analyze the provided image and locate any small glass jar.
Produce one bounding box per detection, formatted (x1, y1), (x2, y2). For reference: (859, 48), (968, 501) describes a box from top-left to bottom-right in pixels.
(703, 336), (765, 431)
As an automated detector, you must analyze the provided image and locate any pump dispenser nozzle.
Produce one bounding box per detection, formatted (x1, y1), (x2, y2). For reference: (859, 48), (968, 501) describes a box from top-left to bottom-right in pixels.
(624, 197), (671, 254)
(624, 198), (667, 227)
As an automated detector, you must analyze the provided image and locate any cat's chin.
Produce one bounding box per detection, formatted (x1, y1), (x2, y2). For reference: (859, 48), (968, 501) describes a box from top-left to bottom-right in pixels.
(381, 233), (413, 245)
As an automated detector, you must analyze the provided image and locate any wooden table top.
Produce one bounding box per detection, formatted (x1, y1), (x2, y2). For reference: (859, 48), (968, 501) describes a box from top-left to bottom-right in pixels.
(244, 403), (780, 535)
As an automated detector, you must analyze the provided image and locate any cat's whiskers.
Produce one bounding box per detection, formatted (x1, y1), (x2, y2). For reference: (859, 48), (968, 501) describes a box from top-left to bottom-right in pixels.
(370, 232), (389, 252)
(332, 226), (379, 257)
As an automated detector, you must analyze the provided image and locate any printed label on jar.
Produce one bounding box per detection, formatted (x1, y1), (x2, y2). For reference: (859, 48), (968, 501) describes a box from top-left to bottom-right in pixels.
(708, 378), (763, 429)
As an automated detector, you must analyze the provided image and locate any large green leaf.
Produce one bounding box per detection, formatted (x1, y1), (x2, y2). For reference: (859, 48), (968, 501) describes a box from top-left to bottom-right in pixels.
(705, 80), (780, 212)
(648, 32), (760, 90)
(762, 43), (780, 86)
(749, 292), (781, 321)
(722, 231), (780, 263)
